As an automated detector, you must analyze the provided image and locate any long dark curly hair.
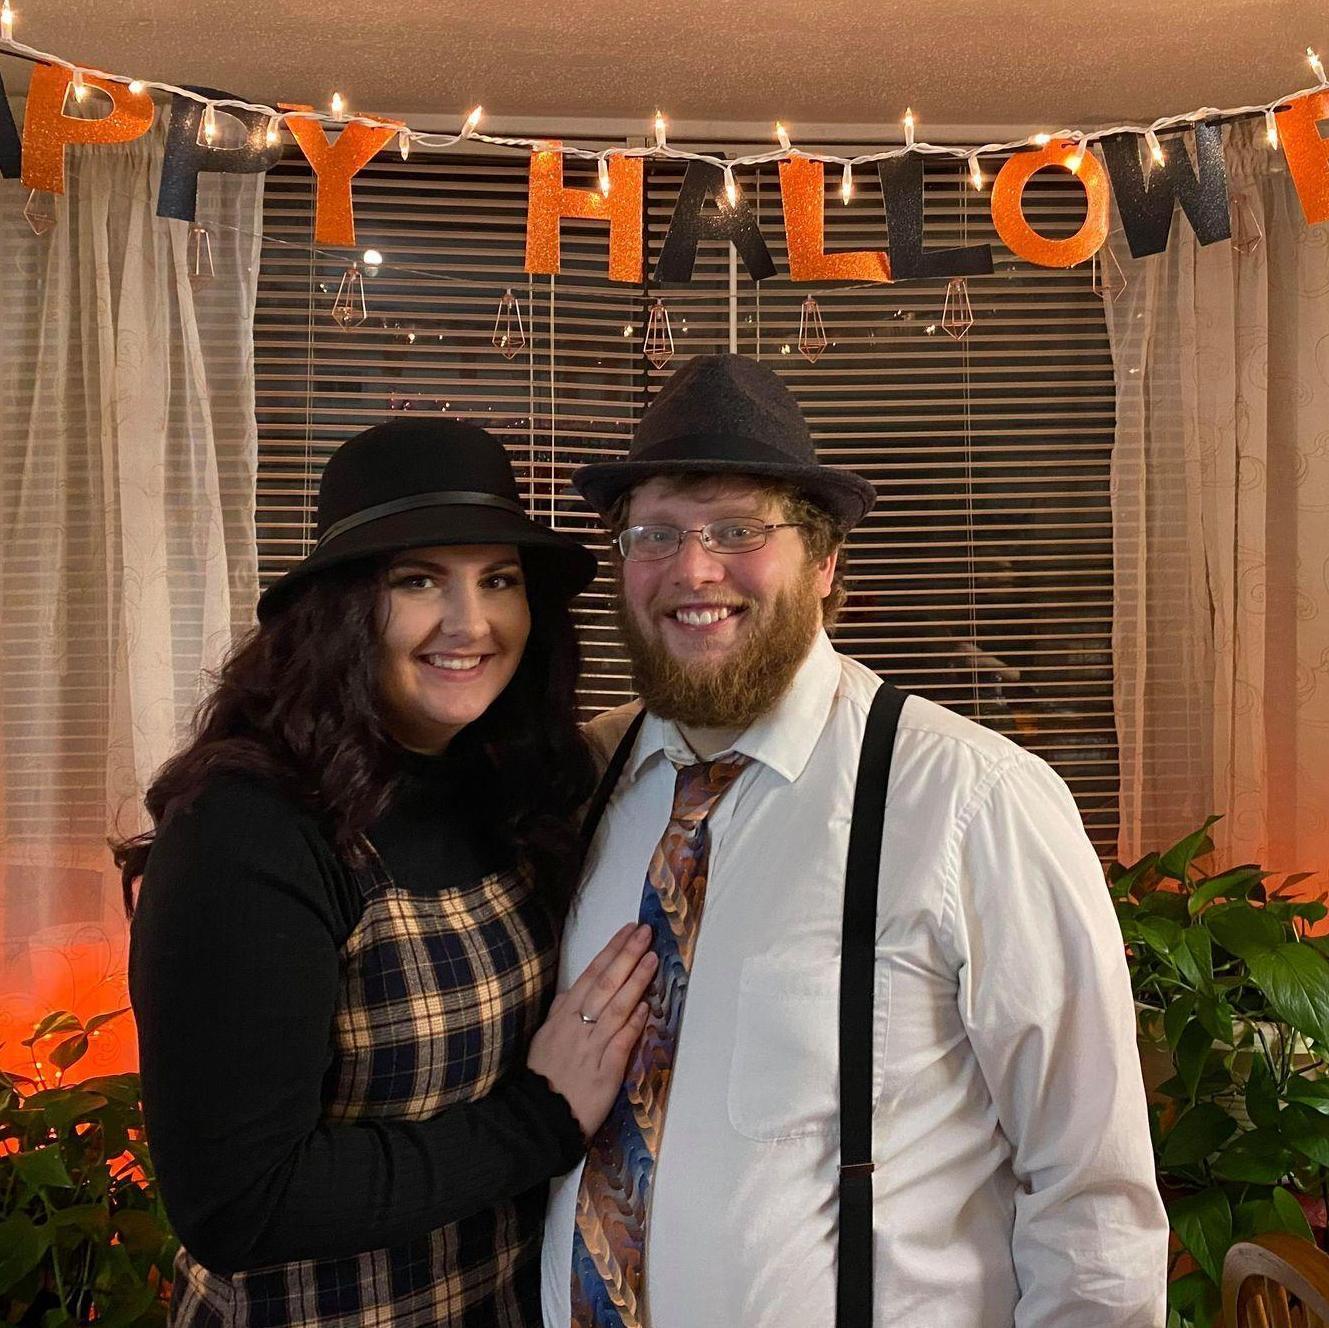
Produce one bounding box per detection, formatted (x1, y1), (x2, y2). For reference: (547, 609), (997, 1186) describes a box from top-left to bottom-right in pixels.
(112, 554), (597, 918)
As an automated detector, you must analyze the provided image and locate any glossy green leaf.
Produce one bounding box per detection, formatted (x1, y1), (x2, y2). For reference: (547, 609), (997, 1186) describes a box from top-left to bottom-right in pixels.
(21, 1011), (81, 1047)
(1164, 993), (1196, 1050)
(1205, 902), (1287, 960)
(1138, 916), (1185, 962)
(1159, 817), (1222, 883)
(1244, 1054), (1281, 1129)
(1176, 1019), (1214, 1100)
(48, 1034), (89, 1072)
(83, 1007), (131, 1035)
(1285, 1077), (1329, 1114)
(1271, 1186), (1316, 1241)
(1212, 1128), (1296, 1183)
(12, 1143), (73, 1189)
(0, 1213), (48, 1294)
(1279, 1102), (1329, 1166)
(1189, 866), (1267, 915)
(1195, 994), (1234, 1045)
(1167, 1186), (1232, 1284)
(1247, 943), (1329, 1045)
(1184, 928), (1215, 987)
(1162, 1103), (1238, 1166)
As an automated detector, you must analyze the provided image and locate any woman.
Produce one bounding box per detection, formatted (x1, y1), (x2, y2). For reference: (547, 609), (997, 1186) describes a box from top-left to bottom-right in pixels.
(119, 418), (653, 1327)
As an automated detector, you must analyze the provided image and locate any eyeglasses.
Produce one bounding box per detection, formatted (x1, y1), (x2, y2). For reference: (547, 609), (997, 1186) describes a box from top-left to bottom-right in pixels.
(615, 519), (804, 562)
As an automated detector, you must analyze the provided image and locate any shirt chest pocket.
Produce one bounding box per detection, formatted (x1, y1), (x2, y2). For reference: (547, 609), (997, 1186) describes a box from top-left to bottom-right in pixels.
(726, 951), (890, 1142)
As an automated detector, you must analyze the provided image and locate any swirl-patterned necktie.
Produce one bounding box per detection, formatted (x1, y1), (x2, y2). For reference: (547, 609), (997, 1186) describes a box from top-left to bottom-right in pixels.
(571, 753), (752, 1328)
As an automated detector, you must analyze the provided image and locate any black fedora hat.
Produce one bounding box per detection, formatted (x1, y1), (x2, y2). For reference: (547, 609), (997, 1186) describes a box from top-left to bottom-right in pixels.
(572, 353), (877, 528)
(257, 417), (597, 621)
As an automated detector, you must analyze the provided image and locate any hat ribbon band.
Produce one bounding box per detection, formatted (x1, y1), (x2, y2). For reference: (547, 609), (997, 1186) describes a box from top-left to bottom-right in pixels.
(316, 491), (527, 549)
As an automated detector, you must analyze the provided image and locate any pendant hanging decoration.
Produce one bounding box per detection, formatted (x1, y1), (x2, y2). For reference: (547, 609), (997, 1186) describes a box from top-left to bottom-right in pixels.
(643, 298), (674, 369)
(942, 278), (974, 340)
(186, 224), (215, 290)
(330, 261), (368, 329)
(1229, 193), (1264, 256)
(797, 295), (829, 363)
(1090, 244), (1128, 302)
(492, 288), (526, 359)
(23, 187), (56, 235)
(2, 33), (1329, 295)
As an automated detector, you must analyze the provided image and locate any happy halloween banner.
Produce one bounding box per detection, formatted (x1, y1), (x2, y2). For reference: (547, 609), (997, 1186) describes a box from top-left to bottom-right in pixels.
(3, 40), (1329, 285)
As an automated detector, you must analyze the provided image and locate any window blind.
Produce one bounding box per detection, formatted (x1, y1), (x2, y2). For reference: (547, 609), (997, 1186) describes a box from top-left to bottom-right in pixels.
(255, 137), (1118, 854)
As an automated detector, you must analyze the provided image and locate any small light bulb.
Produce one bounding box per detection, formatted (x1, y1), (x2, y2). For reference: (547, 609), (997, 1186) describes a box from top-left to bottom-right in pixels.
(723, 164), (739, 208)
(622, 323), (633, 337)
(1145, 129), (1165, 167)
(203, 103), (218, 145)
(1309, 47), (1326, 84)
(840, 161), (854, 204)
(71, 68), (87, 102)
(330, 92), (345, 120)
(598, 156), (612, 197)
(1, 0), (13, 41)
(265, 115), (281, 147)
(1265, 107), (1279, 147)
(968, 153), (984, 190)
(362, 249), (383, 267)
(393, 130), (408, 160)
(1067, 138), (1085, 173)
(904, 107), (916, 148)
(462, 105), (482, 137)
(775, 121), (791, 152)
(1032, 132), (1051, 147)
(654, 110), (667, 148)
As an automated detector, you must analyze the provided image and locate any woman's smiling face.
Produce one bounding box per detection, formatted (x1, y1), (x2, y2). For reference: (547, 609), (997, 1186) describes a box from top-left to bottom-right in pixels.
(375, 544), (531, 753)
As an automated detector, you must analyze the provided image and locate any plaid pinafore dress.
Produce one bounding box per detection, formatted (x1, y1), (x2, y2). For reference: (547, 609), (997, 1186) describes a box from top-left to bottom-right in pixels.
(169, 839), (560, 1328)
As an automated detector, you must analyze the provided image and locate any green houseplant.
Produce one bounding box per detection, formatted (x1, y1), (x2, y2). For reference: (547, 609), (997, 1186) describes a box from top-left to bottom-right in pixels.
(0, 1009), (176, 1327)
(1112, 816), (1329, 1328)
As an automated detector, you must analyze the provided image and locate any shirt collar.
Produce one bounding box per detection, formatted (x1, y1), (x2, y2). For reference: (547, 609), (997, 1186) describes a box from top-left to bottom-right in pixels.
(626, 630), (841, 785)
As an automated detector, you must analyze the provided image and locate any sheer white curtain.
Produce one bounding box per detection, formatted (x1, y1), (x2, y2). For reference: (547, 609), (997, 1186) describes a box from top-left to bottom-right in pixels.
(0, 112), (262, 1072)
(1107, 119), (1329, 874)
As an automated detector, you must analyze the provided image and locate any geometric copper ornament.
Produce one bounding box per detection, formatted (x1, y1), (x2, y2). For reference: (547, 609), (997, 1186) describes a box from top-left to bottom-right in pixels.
(942, 276), (974, 339)
(797, 294), (828, 363)
(492, 287), (526, 359)
(1229, 193), (1264, 257)
(330, 261), (368, 329)
(23, 187), (58, 235)
(1090, 244), (1127, 302)
(643, 297), (674, 368)
(187, 224), (215, 290)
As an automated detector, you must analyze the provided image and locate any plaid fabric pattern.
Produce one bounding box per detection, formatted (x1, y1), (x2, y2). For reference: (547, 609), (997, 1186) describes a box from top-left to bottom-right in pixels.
(170, 847), (560, 1328)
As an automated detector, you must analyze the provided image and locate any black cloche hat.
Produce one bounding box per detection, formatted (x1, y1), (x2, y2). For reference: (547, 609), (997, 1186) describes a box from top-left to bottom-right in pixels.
(257, 418), (597, 621)
(572, 353), (877, 528)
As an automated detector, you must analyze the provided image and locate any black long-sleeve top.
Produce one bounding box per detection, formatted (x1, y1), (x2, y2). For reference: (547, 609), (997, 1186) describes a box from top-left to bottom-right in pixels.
(129, 754), (585, 1276)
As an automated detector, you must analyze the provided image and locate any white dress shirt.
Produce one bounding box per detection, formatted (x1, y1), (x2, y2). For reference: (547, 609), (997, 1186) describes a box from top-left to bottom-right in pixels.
(543, 632), (1168, 1327)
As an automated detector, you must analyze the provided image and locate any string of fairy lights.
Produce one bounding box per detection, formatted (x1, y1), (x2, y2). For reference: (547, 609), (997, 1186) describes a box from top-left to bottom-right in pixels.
(1, 10), (1327, 361)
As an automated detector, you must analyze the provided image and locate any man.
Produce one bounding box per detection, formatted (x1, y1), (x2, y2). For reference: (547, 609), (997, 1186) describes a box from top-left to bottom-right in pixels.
(542, 353), (1168, 1327)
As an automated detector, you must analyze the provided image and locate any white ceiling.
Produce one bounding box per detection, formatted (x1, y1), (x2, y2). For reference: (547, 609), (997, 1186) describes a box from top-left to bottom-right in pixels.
(2, 0), (1323, 136)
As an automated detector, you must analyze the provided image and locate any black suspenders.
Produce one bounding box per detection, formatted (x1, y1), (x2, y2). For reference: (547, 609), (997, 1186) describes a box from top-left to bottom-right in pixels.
(836, 681), (906, 1327)
(578, 683), (906, 1327)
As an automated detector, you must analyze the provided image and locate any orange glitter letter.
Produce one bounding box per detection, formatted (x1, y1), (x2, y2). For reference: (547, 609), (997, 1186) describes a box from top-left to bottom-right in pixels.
(282, 105), (399, 247)
(990, 138), (1110, 268)
(21, 64), (154, 194)
(1276, 92), (1329, 226)
(777, 157), (891, 283)
(524, 144), (644, 284)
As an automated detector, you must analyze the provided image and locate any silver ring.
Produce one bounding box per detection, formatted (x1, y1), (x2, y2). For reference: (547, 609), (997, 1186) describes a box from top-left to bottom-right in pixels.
(579, 1010), (599, 1026)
